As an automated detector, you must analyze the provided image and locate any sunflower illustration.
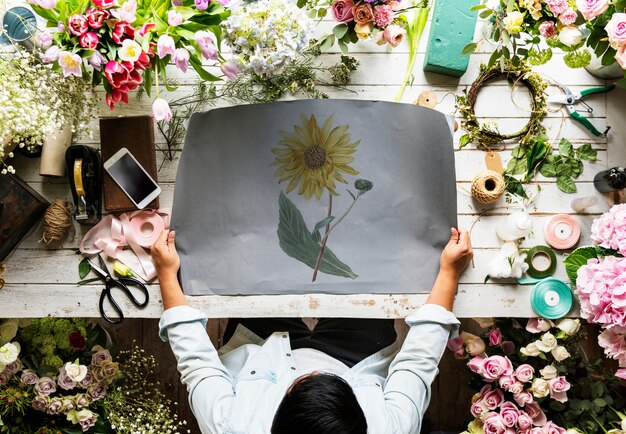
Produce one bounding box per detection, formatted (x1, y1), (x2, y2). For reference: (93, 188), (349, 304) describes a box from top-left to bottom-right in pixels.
(272, 114), (360, 200)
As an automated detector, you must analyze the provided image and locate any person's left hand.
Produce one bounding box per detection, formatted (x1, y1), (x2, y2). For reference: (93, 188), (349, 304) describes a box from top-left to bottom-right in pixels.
(151, 230), (180, 278)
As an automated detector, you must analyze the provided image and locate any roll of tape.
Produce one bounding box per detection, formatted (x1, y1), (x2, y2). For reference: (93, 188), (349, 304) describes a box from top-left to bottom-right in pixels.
(128, 212), (165, 248)
(73, 159), (85, 197)
(525, 245), (557, 279)
(471, 170), (506, 204)
(530, 277), (573, 319)
(544, 214), (580, 250)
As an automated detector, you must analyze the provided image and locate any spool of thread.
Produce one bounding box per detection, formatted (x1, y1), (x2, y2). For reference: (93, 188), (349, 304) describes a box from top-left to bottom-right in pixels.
(524, 245), (557, 279)
(544, 214), (580, 250)
(530, 278), (574, 319)
(415, 91), (438, 108)
(496, 209), (533, 241)
(570, 196), (598, 213)
(471, 170), (506, 204)
(40, 200), (72, 245)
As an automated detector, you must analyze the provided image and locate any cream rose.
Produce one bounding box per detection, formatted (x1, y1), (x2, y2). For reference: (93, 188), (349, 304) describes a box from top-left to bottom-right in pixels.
(64, 361), (88, 382)
(535, 332), (558, 352)
(540, 365), (558, 380)
(503, 11), (525, 34)
(0, 320), (18, 345)
(355, 21), (373, 39)
(530, 377), (550, 398)
(0, 342), (20, 365)
(558, 26), (583, 47)
(551, 346), (570, 362)
(462, 332), (487, 356)
(556, 319), (580, 336)
(521, 342), (541, 357)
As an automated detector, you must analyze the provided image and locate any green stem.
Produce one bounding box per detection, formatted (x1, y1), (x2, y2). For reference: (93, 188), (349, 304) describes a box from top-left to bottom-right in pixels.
(394, 5), (430, 102)
(155, 61), (160, 99)
(312, 193), (333, 282)
(326, 192), (361, 236)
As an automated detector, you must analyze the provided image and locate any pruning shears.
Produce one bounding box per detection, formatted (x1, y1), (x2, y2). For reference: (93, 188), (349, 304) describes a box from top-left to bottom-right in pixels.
(547, 84), (616, 137)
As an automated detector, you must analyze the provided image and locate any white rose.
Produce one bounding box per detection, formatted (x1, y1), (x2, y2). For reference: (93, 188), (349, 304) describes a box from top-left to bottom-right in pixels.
(0, 320), (18, 345)
(535, 332), (558, 352)
(64, 362), (88, 382)
(521, 342), (541, 357)
(540, 365), (558, 380)
(556, 319), (581, 336)
(0, 342), (20, 365)
(530, 377), (550, 398)
(551, 346), (570, 362)
(566, 429), (584, 434)
(622, 417), (626, 431)
(559, 26), (583, 47)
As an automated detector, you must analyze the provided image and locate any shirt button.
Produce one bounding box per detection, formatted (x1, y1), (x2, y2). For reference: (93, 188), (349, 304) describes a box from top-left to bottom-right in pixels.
(291, 367), (296, 370)
(251, 371), (256, 375)
(286, 353), (292, 357)
(283, 334), (288, 338)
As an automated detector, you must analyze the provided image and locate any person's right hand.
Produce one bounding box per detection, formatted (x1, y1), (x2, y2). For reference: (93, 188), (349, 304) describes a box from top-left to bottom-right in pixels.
(151, 229), (180, 278)
(440, 227), (473, 280)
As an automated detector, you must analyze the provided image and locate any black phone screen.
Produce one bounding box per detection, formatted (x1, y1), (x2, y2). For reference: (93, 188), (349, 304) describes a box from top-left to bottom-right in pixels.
(107, 153), (158, 204)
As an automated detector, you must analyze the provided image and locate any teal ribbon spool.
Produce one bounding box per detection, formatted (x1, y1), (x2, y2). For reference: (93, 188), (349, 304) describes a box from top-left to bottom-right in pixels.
(525, 245), (557, 279)
(530, 277), (573, 319)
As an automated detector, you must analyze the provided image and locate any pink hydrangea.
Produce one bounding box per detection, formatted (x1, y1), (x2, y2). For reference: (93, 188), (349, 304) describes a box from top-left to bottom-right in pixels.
(591, 204), (626, 254)
(598, 327), (626, 367)
(576, 256), (626, 329)
(373, 4), (394, 27)
(546, 0), (568, 15)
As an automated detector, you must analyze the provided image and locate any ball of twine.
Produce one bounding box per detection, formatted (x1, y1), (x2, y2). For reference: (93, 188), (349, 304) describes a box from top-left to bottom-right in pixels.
(471, 170), (506, 204)
(40, 199), (72, 245)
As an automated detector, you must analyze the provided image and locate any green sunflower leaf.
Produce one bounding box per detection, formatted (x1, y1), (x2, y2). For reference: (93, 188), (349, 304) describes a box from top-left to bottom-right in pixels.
(313, 216), (335, 235)
(278, 192), (358, 279)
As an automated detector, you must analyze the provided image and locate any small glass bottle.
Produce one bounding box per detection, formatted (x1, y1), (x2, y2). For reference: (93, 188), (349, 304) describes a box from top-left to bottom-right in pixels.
(594, 167), (626, 193)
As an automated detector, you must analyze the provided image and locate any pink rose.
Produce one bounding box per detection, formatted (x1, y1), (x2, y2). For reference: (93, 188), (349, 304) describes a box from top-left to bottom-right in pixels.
(80, 31), (99, 49)
(383, 24), (404, 47)
(447, 336), (466, 359)
(468, 356), (484, 374)
(548, 376), (571, 403)
(481, 356), (513, 381)
(332, 0), (355, 22)
(539, 21), (557, 38)
(616, 44), (626, 69)
(508, 381), (524, 395)
(525, 402), (547, 426)
(484, 412), (507, 434)
(86, 7), (109, 29)
(352, 1), (374, 23)
(93, 0), (115, 7)
(526, 318), (554, 333)
(543, 421), (566, 434)
(500, 402), (520, 427)
(498, 375), (516, 390)
(529, 429), (544, 434)
(373, 4), (394, 27)
(388, 1), (402, 10)
(514, 364), (535, 383)
(68, 14), (88, 36)
(576, 0), (609, 20)
(489, 328), (503, 346)
(463, 332), (487, 356)
(517, 411), (533, 429)
(559, 8), (578, 25)
(471, 399), (485, 417)
(482, 387), (505, 410)
(606, 14), (626, 50)
(514, 390), (533, 407)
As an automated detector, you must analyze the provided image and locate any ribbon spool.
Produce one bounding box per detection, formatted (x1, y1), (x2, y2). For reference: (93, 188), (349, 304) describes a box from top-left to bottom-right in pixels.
(471, 152), (505, 204)
(525, 245), (557, 279)
(127, 213), (165, 248)
(544, 214), (580, 250)
(530, 278), (574, 319)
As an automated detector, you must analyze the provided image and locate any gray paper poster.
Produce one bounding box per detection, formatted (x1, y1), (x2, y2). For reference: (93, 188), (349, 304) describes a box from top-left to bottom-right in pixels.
(172, 99), (457, 295)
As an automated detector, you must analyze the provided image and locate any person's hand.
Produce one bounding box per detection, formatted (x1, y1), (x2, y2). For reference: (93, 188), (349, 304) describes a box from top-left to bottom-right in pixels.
(151, 229), (180, 278)
(440, 227), (473, 280)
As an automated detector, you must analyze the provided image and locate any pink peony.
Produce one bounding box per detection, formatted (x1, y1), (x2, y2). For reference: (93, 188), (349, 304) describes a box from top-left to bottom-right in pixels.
(383, 24), (404, 47)
(514, 390), (533, 407)
(484, 412), (507, 434)
(373, 4), (394, 27)
(482, 386), (505, 410)
(514, 364), (535, 383)
(576, 256), (626, 329)
(591, 204), (626, 253)
(576, 0), (609, 20)
(481, 356), (514, 381)
(332, 0), (355, 22)
(539, 21), (557, 38)
(546, 0), (568, 15)
(606, 13), (626, 49)
(543, 421), (566, 434)
(548, 376), (571, 403)
(559, 8), (578, 25)
(68, 14), (88, 36)
(525, 402), (547, 426)
(500, 402), (520, 427)
(489, 328), (503, 346)
(86, 7), (109, 29)
(526, 318), (555, 333)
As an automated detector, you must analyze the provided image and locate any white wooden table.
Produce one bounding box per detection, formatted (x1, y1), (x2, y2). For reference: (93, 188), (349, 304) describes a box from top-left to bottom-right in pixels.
(1, 17), (625, 318)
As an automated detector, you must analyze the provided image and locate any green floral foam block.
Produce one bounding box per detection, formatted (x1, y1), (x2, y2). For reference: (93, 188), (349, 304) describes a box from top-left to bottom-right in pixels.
(423, 0), (478, 78)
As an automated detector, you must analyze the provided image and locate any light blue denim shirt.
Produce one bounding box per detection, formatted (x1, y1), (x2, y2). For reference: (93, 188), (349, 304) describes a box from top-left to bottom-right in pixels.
(159, 304), (460, 434)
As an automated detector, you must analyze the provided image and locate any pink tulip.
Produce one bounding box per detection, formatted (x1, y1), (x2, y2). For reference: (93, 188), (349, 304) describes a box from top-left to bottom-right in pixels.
(68, 14), (89, 36)
(58, 51), (83, 77)
(173, 48), (190, 72)
(220, 61), (240, 80)
(157, 34), (175, 59)
(80, 32), (99, 50)
(152, 98), (173, 121)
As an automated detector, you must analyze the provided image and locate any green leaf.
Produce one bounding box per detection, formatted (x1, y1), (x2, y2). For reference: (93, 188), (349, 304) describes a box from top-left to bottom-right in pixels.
(313, 216), (335, 234)
(319, 34), (335, 52)
(277, 192), (357, 279)
(333, 24), (349, 39)
(338, 40), (348, 54)
(526, 139), (548, 177)
(558, 138), (574, 157)
(556, 176), (577, 193)
(504, 174), (527, 198)
(189, 56), (220, 81)
(507, 156), (528, 175)
(471, 4), (487, 11)
(462, 43), (478, 56)
(297, 0), (307, 7)
(479, 8), (493, 18)
(79, 258), (91, 279)
(459, 134), (471, 148)
(575, 143), (597, 161)
(594, 398), (607, 408)
(539, 162), (557, 178)
(318, 7), (328, 18)
(563, 246), (620, 284)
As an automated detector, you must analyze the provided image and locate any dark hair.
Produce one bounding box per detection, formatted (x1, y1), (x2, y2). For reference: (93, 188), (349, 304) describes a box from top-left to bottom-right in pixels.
(271, 373), (367, 434)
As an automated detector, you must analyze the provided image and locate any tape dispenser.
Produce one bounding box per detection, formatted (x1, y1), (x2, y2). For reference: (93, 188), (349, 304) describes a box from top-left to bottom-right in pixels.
(65, 145), (102, 225)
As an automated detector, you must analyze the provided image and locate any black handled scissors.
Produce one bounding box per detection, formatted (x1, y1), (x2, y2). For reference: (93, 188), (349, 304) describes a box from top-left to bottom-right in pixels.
(88, 255), (149, 324)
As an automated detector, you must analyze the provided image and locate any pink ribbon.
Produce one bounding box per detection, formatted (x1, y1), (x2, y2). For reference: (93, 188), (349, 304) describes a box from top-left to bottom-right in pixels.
(80, 209), (170, 281)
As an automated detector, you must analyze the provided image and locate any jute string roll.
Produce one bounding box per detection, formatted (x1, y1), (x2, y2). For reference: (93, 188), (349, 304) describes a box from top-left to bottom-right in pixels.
(471, 170), (506, 204)
(40, 199), (72, 244)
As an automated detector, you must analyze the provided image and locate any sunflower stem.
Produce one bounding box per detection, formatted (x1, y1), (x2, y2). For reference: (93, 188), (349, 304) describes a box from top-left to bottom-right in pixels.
(312, 193), (333, 282)
(327, 193), (361, 236)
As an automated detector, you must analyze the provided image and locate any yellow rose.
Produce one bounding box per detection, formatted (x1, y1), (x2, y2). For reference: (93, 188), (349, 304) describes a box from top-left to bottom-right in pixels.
(355, 21), (373, 39)
(503, 11), (525, 34)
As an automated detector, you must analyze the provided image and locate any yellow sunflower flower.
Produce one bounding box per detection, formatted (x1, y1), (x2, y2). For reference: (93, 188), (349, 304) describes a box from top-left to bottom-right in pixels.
(272, 114), (360, 200)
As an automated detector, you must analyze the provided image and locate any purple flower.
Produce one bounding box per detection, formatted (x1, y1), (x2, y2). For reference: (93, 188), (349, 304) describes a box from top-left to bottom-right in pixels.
(41, 45), (61, 63)
(168, 10), (183, 26)
(220, 61), (240, 80)
(171, 0), (183, 5)
(90, 347), (112, 366)
(157, 34), (175, 59)
(195, 30), (218, 60)
(31, 394), (50, 412)
(73, 393), (90, 408)
(57, 21), (65, 32)
(0, 371), (10, 386)
(87, 383), (108, 401)
(88, 51), (106, 71)
(173, 48), (190, 72)
(195, 0), (210, 10)
(21, 369), (39, 385)
(47, 398), (63, 415)
(57, 367), (77, 390)
(5, 359), (21, 376)
(36, 31), (54, 49)
(79, 370), (94, 388)
(35, 377), (56, 395)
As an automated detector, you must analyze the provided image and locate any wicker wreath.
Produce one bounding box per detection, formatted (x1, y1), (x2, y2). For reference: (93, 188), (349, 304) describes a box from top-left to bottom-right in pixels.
(457, 62), (548, 150)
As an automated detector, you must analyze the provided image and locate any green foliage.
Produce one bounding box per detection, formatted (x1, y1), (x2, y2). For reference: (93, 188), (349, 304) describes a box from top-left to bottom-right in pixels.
(563, 50), (592, 68)
(528, 48), (554, 66)
(563, 246), (621, 285)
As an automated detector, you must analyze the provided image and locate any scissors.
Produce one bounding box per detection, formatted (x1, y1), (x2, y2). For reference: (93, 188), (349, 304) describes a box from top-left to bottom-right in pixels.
(547, 84), (615, 137)
(88, 255), (149, 324)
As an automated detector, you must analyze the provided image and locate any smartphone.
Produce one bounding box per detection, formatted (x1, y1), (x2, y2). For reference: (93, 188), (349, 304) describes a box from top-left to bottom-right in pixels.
(103, 148), (161, 209)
